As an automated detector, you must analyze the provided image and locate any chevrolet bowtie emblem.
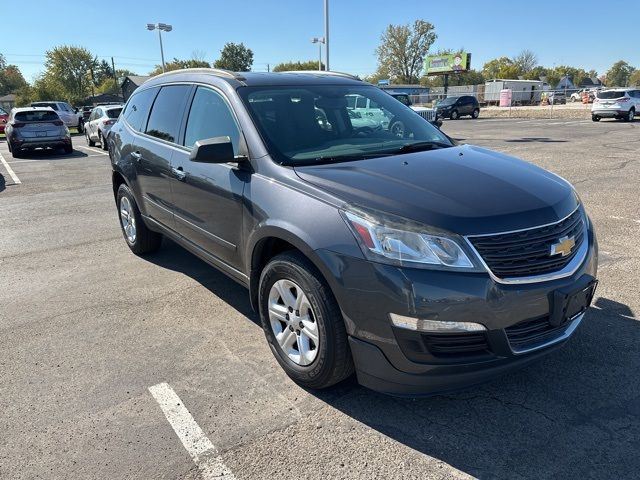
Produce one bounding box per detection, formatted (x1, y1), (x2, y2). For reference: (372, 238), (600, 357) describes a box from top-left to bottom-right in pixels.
(550, 236), (576, 257)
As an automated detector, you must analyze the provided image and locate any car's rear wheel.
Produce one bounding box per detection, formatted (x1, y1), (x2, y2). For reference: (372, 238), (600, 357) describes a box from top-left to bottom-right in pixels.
(471, 108), (480, 119)
(450, 109), (459, 120)
(259, 251), (354, 389)
(389, 119), (406, 138)
(592, 115), (601, 122)
(99, 131), (108, 150)
(116, 184), (162, 254)
(626, 109), (635, 122)
(86, 129), (95, 147)
(77, 120), (84, 134)
(63, 142), (73, 154)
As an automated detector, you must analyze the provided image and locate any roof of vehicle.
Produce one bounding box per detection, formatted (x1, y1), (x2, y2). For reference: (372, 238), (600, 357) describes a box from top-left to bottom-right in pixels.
(144, 68), (365, 88)
(31, 101), (65, 104)
(12, 106), (56, 112)
(385, 91), (410, 96)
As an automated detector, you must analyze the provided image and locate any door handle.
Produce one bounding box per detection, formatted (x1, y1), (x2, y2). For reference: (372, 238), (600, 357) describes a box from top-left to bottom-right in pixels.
(172, 166), (187, 181)
(131, 151), (142, 161)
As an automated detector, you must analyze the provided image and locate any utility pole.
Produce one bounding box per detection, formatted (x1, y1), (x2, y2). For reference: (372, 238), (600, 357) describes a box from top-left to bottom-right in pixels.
(324, 0), (329, 71)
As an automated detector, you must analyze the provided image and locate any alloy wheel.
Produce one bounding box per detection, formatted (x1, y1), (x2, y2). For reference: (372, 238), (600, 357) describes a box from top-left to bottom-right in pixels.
(119, 196), (137, 243)
(268, 279), (319, 366)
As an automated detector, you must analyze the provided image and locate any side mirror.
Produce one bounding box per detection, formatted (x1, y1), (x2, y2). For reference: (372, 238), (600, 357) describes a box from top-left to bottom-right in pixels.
(190, 136), (237, 164)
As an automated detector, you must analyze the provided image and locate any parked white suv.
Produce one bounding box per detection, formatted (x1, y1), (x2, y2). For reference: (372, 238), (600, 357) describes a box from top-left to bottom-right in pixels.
(84, 105), (123, 150)
(31, 101), (84, 132)
(591, 88), (639, 122)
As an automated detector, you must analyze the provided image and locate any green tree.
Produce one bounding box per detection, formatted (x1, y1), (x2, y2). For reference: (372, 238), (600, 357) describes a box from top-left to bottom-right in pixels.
(605, 60), (635, 87)
(629, 69), (640, 87)
(213, 42), (254, 71)
(273, 60), (325, 72)
(149, 58), (210, 76)
(375, 20), (437, 84)
(42, 46), (97, 103)
(421, 69), (485, 87)
(0, 65), (28, 95)
(482, 57), (522, 79)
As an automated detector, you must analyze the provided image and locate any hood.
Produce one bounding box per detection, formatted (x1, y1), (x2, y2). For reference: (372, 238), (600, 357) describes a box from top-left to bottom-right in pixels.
(294, 144), (578, 235)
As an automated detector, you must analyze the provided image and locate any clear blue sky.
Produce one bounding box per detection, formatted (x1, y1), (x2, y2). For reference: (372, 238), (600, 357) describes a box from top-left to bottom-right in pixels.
(3, 0), (638, 82)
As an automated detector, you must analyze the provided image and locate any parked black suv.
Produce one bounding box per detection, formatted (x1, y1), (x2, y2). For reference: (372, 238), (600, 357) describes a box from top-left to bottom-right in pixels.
(109, 69), (597, 395)
(436, 95), (480, 120)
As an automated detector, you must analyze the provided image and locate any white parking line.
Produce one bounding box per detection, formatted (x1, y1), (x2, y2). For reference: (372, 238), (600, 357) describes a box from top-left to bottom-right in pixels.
(75, 144), (108, 156)
(148, 383), (236, 479)
(608, 215), (640, 225)
(0, 150), (21, 184)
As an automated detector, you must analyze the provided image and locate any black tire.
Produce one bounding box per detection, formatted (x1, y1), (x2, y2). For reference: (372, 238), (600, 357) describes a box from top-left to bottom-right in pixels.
(86, 129), (95, 147)
(116, 183), (162, 254)
(99, 131), (108, 150)
(388, 119), (405, 138)
(450, 109), (459, 120)
(592, 115), (600, 122)
(64, 142), (73, 154)
(626, 108), (635, 122)
(77, 120), (84, 134)
(471, 108), (480, 119)
(11, 143), (23, 158)
(259, 251), (354, 389)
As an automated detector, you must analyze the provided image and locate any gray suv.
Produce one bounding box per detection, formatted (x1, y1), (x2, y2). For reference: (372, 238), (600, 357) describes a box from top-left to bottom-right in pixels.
(109, 69), (598, 395)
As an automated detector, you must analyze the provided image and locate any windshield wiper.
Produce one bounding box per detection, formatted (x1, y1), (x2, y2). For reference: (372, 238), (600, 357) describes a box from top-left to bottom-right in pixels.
(305, 152), (393, 165)
(394, 141), (451, 154)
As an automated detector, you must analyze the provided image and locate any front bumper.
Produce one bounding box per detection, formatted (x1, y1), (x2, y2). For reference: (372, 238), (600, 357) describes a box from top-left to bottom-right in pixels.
(316, 226), (598, 395)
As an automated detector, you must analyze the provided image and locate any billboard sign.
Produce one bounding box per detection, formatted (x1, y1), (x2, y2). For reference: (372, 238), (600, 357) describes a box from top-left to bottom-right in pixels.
(377, 79), (390, 86)
(425, 53), (471, 74)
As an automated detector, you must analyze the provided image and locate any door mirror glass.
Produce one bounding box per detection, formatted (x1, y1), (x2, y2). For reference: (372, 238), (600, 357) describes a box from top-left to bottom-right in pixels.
(190, 136), (236, 163)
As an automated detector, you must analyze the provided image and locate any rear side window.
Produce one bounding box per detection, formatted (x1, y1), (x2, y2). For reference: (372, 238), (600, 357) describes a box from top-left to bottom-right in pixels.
(15, 110), (60, 122)
(145, 85), (191, 143)
(597, 91), (625, 99)
(183, 86), (240, 153)
(123, 87), (158, 132)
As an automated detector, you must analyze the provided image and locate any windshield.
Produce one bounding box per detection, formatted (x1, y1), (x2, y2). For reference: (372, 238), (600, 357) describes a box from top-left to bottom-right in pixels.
(238, 85), (452, 165)
(106, 108), (123, 119)
(15, 110), (60, 122)
(597, 90), (626, 99)
(437, 97), (458, 106)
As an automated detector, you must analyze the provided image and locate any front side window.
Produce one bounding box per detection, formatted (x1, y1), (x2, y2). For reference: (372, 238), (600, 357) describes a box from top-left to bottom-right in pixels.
(145, 85), (191, 143)
(123, 87), (158, 132)
(183, 86), (240, 152)
(239, 85), (452, 165)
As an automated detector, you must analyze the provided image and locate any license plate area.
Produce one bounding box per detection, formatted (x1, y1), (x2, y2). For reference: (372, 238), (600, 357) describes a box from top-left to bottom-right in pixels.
(549, 277), (597, 327)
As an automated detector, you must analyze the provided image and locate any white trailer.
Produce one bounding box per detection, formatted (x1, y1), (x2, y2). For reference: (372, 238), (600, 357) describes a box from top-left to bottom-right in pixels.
(484, 80), (545, 105)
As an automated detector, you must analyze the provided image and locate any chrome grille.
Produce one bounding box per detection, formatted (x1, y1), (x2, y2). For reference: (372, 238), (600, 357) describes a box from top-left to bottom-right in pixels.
(468, 208), (586, 279)
(417, 110), (436, 121)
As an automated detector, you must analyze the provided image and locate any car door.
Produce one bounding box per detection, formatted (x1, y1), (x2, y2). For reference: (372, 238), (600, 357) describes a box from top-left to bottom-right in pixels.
(169, 85), (248, 269)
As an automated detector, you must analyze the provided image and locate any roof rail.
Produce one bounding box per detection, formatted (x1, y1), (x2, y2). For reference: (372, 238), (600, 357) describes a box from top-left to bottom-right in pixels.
(153, 68), (246, 82)
(280, 70), (360, 81)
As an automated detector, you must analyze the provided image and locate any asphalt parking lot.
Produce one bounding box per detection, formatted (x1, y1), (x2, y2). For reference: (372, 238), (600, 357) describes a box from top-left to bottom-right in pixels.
(1, 118), (638, 480)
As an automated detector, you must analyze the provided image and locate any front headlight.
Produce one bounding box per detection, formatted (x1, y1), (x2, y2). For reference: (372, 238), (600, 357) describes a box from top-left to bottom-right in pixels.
(341, 209), (479, 270)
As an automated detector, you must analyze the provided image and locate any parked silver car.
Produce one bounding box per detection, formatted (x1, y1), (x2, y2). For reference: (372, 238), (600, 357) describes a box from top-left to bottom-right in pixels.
(5, 107), (73, 157)
(84, 105), (122, 150)
(31, 101), (84, 132)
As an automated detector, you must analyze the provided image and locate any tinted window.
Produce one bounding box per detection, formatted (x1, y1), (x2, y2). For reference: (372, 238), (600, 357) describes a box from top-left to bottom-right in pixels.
(106, 108), (122, 119)
(597, 90), (626, 100)
(32, 102), (59, 110)
(184, 87), (240, 153)
(355, 96), (367, 108)
(0, 107), (7, 115)
(15, 110), (60, 122)
(123, 87), (158, 132)
(145, 85), (191, 143)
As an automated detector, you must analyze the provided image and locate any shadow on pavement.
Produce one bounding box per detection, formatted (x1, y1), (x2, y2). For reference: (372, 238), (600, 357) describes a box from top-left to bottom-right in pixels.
(10, 148), (90, 161)
(140, 243), (638, 478)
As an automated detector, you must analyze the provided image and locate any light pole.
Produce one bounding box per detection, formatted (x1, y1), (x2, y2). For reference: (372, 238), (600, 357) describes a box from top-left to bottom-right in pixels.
(323, 0), (329, 71)
(311, 37), (325, 71)
(146, 23), (173, 73)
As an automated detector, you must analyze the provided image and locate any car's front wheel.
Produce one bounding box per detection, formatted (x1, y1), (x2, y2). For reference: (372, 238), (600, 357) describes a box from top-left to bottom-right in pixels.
(77, 120), (84, 134)
(592, 115), (601, 122)
(450, 109), (459, 120)
(116, 184), (162, 254)
(389, 119), (405, 138)
(259, 251), (354, 389)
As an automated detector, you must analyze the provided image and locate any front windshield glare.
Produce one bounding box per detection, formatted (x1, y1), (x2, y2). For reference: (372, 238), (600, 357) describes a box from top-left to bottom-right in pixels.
(239, 85), (452, 165)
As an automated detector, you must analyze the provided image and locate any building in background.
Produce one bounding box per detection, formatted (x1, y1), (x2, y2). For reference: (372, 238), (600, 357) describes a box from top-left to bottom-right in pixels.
(121, 76), (151, 101)
(0, 93), (17, 111)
